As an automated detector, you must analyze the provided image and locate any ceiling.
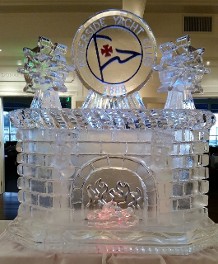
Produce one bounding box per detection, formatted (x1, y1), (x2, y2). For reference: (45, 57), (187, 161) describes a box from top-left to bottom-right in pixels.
(0, 0), (218, 13)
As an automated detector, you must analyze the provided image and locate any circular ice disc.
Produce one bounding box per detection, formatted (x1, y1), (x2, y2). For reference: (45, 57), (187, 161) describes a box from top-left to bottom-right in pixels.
(72, 9), (157, 96)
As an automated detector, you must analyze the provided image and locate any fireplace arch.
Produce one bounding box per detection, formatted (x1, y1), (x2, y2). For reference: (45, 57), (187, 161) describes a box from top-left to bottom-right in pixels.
(73, 155), (159, 223)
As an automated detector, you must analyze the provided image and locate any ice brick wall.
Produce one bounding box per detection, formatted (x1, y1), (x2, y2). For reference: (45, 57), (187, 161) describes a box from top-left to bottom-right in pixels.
(16, 129), (155, 224)
(16, 126), (210, 227)
(170, 130), (209, 215)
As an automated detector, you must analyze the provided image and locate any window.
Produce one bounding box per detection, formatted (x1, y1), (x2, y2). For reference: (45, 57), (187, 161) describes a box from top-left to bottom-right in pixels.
(209, 113), (218, 146)
(3, 96), (71, 143)
(3, 111), (17, 143)
(194, 98), (218, 146)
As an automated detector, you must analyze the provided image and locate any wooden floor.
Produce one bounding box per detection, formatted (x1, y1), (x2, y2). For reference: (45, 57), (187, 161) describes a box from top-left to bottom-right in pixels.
(208, 193), (218, 223)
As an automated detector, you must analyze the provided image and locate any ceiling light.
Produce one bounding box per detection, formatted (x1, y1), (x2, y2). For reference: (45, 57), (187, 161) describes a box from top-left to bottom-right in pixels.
(0, 49), (2, 52)
(206, 61), (210, 66)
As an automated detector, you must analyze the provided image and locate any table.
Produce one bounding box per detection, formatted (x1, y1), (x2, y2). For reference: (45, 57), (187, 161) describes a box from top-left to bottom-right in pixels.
(0, 221), (218, 264)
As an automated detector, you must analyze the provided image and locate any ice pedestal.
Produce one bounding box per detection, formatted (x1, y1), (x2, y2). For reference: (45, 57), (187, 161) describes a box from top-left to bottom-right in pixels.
(8, 108), (218, 254)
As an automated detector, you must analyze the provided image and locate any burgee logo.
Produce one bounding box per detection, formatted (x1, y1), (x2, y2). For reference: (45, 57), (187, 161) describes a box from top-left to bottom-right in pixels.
(72, 10), (157, 95)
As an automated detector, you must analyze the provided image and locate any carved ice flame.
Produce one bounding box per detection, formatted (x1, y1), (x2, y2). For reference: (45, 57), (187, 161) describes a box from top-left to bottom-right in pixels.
(86, 179), (143, 227)
(86, 178), (143, 209)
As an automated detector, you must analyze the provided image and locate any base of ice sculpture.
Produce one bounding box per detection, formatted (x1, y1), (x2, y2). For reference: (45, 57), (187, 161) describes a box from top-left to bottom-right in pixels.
(6, 217), (218, 255)
(8, 108), (217, 255)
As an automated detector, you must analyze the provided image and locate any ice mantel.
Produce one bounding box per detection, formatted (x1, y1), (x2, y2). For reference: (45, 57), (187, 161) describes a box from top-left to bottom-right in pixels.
(7, 10), (218, 255)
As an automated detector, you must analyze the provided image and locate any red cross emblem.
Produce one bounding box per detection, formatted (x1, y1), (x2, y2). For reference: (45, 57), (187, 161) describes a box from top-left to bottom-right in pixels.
(101, 44), (113, 57)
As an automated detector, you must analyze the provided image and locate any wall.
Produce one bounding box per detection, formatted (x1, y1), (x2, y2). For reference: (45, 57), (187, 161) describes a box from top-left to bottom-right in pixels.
(142, 12), (218, 105)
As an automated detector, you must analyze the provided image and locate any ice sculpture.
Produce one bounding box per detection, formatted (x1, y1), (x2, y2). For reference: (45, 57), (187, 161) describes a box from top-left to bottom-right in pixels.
(72, 10), (157, 109)
(8, 9), (218, 255)
(18, 36), (72, 109)
(154, 35), (210, 109)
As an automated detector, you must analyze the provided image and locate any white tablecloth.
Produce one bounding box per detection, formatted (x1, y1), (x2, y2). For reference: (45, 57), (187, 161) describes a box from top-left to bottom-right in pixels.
(0, 221), (218, 264)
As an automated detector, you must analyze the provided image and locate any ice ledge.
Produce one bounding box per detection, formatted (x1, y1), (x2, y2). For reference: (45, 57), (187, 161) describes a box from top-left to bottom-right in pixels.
(10, 108), (215, 130)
